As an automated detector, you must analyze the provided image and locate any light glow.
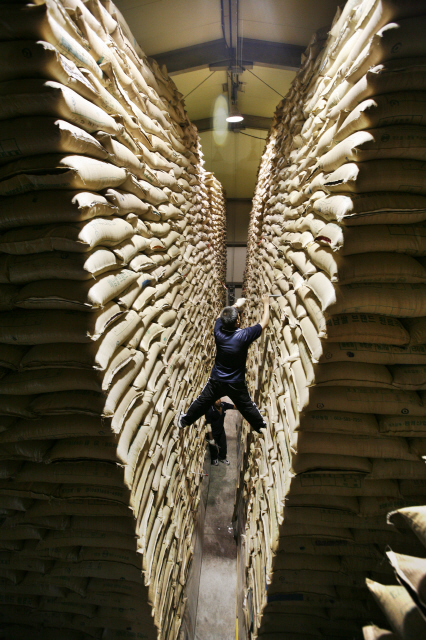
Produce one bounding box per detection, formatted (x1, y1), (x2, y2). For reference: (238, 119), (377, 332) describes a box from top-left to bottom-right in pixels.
(226, 113), (244, 122)
(226, 103), (244, 123)
(213, 94), (228, 145)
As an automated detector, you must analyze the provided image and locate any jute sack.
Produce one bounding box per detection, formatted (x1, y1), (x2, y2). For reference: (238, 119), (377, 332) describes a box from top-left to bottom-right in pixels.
(158, 203), (183, 221)
(402, 317), (426, 346)
(0, 440), (52, 463)
(332, 224), (426, 257)
(0, 249), (119, 283)
(291, 453), (372, 474)
(0, 154), (127, 196)
(0, 284), (19, 311)
(307, 247), (426, 284)
(388, 365), (426, 390)
(325, 313), (409, 345)
(347, 16), (426, 85)
(0, 40), (99, 102)
(0, 79), (123, 136)
(103, 353), (144, 416)
(294, 431), (416, 460)
(267, 567), (366, 590)
(0, 218), (135, 254)
(271, 553), (347, 572)
(318, 126), (426, 173)
(313, 361), (393, 387)
(14, 269), (139, 310)
(306, 271), (426, 316)
(336, 92), (426, 142)
(290, 474), (398, 498)
(369, 459), (426, 479)
(318, 342), (426, 366)
(379, 415), (426, 436)
(366, 580), (426, 639)
(45, 435), (119, 463)
(254, 612), (325, 635)
(0, 117), (108, 165)
(388, 505), (426, 547)
(0, 625), (90, 640)
(342, 0), (426, 65)
(0, 368), (102, 395)
(0, 4), (104, 76)
(0, 190), (118, 230)
(298, 410), (379, 435)
(295, 285), (328, 336)
(139, 144), (175, 173)
(323, 160), (426, 195)
(329, 59), (426, 121)
(30, 391), (106, 417)
(0, 344), (26, 370)
(312, 192), (426, 226)
(81, 67), (145, 139)
(386, 550), (426, 616)
(95, 132), (143, 176)
(0, 304), (123, 344)
(103, 189), (159, 221)
(0, 395), (37, 418)
(0, 415), (108, 442)
(120, 175), (168, 206)
(307, 385), (426, 415)
(337, 252), (426, 285)
(94, 310), (141, 369)
(329, 283), (426, 317)
(76, 16), (134, 89)
(48, 559), (141, 583)
(279, 506), (392, 530)
(362, 624), (397, 640)
(16, 459), (125, 487)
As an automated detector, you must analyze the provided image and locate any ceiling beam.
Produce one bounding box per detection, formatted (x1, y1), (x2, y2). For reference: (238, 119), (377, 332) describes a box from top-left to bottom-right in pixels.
(151, 39), (227, 75)
(241, 38), (305, 71)
(193, 114), (271, 132)
(152, 37), (304, 75)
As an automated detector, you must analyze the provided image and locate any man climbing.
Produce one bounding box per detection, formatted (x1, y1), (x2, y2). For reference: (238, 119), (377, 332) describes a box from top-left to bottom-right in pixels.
(205, 397), (235, 466)
(177, 293), (270, 433)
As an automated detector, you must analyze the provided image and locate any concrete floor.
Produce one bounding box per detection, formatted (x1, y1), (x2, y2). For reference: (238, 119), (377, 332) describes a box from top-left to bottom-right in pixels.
(194, 404), (238, 640)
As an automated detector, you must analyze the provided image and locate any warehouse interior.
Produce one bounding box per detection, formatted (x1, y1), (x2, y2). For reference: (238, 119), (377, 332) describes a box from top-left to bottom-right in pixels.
(1, 1), (426, 640)
(118, 0), (341, 303)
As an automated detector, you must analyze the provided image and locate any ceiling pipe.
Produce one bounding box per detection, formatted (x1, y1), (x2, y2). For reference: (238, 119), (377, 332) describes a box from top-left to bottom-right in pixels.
(222, 0), (244, 123)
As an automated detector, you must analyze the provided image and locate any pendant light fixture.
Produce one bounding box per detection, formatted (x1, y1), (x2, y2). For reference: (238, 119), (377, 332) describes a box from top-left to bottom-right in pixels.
(226, 102), (244, 123)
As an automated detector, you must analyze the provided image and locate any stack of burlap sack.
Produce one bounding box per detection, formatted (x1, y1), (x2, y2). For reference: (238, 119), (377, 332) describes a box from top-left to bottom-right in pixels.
(236, 0), (426, 638)
(362, 504), (426, 639)
(0, 2), (226, 640)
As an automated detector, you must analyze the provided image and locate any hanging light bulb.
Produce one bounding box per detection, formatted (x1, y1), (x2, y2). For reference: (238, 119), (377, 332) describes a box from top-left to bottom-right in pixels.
(226, 103), (244, 123)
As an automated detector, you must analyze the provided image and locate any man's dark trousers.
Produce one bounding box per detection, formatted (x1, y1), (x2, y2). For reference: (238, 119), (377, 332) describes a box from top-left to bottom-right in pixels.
(210, 427), (227, 461)
(184, 377), (266, 433)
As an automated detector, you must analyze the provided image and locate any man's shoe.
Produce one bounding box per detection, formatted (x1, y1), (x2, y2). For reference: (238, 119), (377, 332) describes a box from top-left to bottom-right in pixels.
(219, 458), (230, 465)
(212, 459), (219, 466)
(176, 412), (187, 430)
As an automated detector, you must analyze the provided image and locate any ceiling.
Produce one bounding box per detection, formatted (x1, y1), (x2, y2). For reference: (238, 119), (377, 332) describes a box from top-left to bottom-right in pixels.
(115, 0), (340, 54)
(174, 66), (296, 122)
(115, 0), (341, 198)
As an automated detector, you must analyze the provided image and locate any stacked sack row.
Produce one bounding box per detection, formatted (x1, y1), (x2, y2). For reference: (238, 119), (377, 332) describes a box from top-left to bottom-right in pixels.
(362, 503), (426, 640)
(237, 0), (426, 638)
(0, 2), (226, 640)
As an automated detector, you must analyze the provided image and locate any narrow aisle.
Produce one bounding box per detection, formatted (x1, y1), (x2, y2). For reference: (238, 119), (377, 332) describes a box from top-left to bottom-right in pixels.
(194, 405), (239, 640)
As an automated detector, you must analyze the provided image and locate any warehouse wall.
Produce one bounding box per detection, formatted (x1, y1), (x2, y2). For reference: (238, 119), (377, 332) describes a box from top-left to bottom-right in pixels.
(0, 2), (227, 640)
(237, 1), (426, 639)
(199, 129), (266, 199)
